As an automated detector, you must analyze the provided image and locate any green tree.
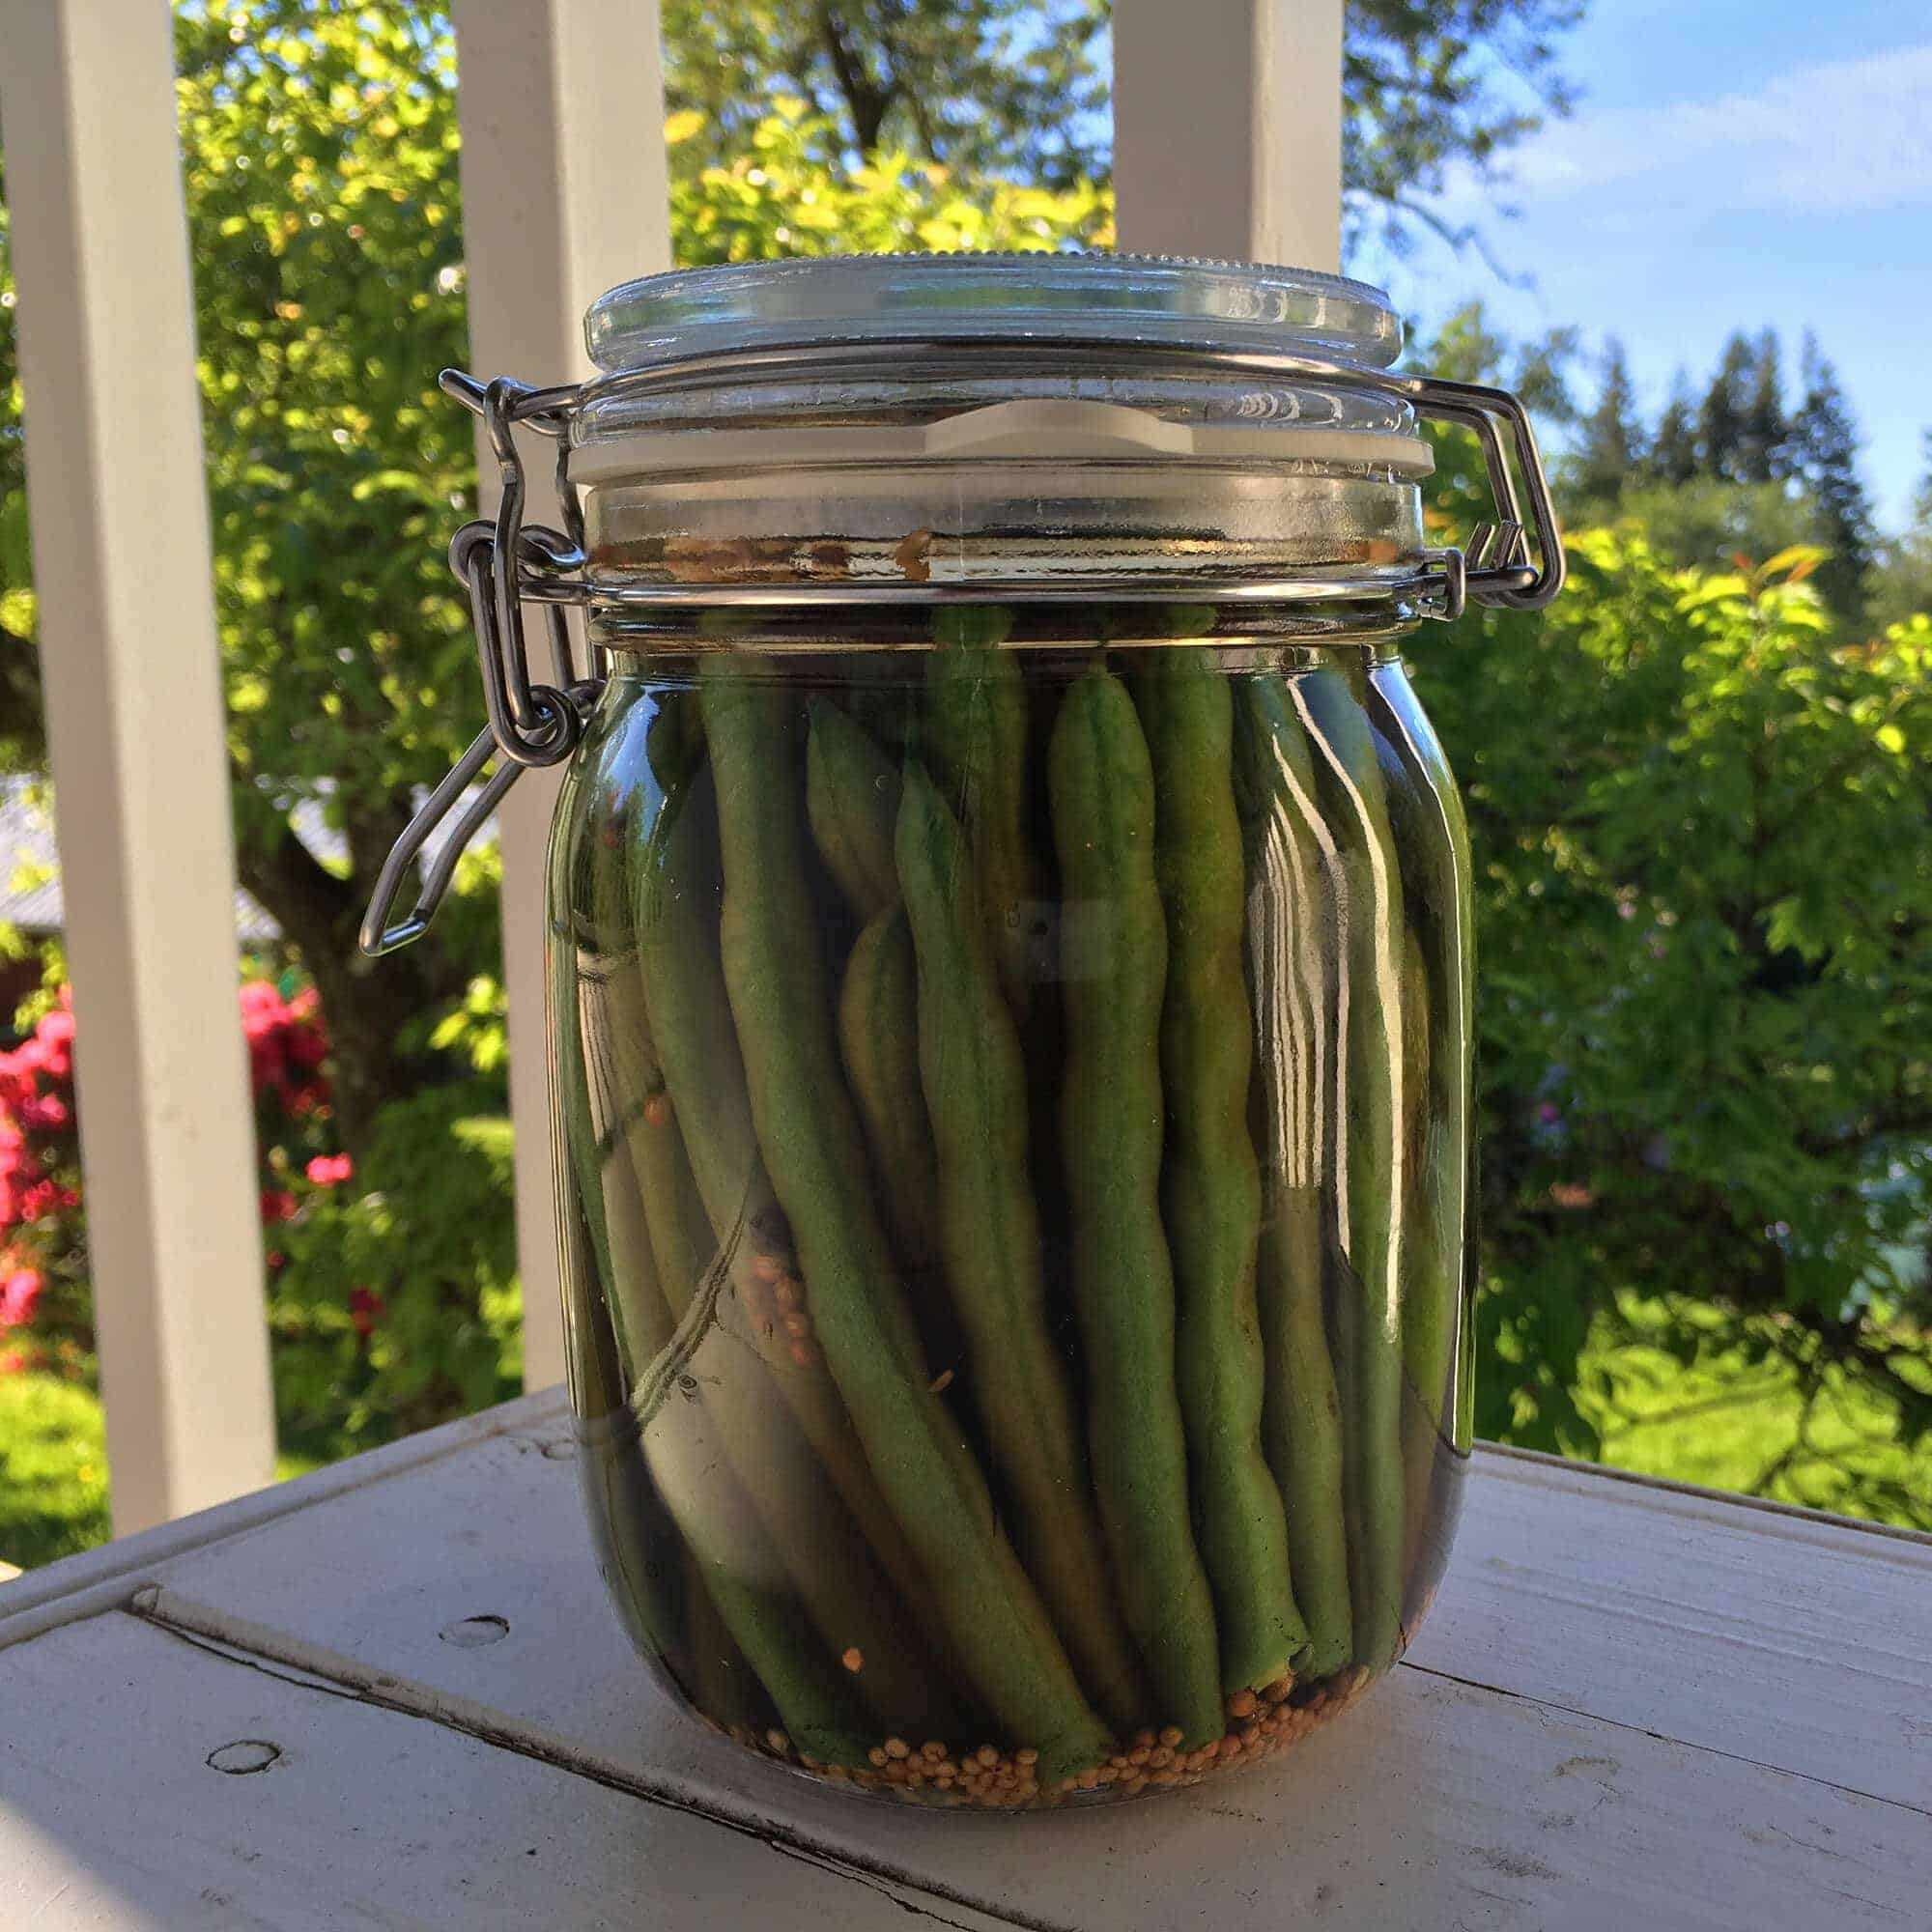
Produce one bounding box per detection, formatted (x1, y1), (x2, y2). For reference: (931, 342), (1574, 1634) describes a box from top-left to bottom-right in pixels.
(662, 0), (1588, 256)
(1609, 475), (1820, 578)
(1870, 430), (1932, 633)
(662, 1), (1112, 186)
(1737, 327), (1787, 486)
(1569, 337), (1644, 509)
(1789, 331), (1876, 619)
(1650, 369), (1700, 487)
(1696, 331), (1754, 483)
(1343, 0), (1582, 255)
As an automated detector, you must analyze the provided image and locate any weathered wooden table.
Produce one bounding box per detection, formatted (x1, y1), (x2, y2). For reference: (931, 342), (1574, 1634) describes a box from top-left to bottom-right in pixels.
(3, 1387), (1926, 1929)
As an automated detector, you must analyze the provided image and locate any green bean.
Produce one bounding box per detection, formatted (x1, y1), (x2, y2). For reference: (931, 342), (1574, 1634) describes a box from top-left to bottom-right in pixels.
(1134, 653), (1306, 1693)
(632, 727), (944, 1623)
(598, 735), (965, 1741)
(897, 765), (1151, 1733)
(700, 655), (1114, 1782)
(838, 906), (965, 1378)
(1234, 671), (1356, 1681)
(679, 1546), (779, 1740)
(808, 698), (903, 921)
(1049, 666), (1225, 1747)
(631, 1329), (875, 1766)
(1294, 661), (1410, 1671)
(582, 782), (716, 1349)
(924, 608), (1048, 1019)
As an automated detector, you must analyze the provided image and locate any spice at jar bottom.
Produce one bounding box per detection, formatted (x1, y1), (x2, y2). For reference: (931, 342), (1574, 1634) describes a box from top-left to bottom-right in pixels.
(556, 634), (1470, 1806)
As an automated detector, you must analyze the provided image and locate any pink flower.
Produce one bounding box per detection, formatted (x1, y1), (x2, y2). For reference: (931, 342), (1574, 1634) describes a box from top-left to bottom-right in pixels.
(33, 1006), (74, 1080)
(19, 1092), (69, 1133)
(0, 1266), (43, 1329)
(259, 1187), (298, 1225)
(18, 1179), (71, 1223)
(305, 1152), (354, 1187)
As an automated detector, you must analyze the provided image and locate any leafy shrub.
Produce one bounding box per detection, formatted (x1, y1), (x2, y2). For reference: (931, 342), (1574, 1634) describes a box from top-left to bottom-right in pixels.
(1414, 531), (1932, 1513)
(0, 967), (517, 1463)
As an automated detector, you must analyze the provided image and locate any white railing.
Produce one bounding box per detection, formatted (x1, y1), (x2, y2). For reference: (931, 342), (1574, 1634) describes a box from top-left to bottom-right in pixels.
(0, 0), (1340, 1536)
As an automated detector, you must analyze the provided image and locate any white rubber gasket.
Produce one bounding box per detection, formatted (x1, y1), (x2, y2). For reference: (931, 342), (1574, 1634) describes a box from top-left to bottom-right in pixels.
(568, 396), (1434, 485)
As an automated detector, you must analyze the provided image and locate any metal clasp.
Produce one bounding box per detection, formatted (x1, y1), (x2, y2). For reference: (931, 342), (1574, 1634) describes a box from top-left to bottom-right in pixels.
(358, 372), (595, 957)
(1406, 375), (1565, 612)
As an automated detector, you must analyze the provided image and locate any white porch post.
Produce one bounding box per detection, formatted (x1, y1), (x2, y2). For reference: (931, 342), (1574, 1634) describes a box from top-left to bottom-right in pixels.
(450, 0), (670, 1391)
(1, 0), (275, 1531)
(1112, 0), (1345, 270)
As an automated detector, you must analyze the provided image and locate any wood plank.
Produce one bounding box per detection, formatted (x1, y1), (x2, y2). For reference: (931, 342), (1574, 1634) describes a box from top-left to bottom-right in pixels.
(1113, 0), (1345, 270)
(0, 1612), (1020, 1931)
(135, 1426), (1932, 1815)
(114, 1579), (1928, 1932)
(447, 0), (670, 1393)
(0, 0), (275, 1532)
(0, 1389), (567, 1652)
(1409, 1449), (1932, 1810)
(111, 1436), (1928, 1928)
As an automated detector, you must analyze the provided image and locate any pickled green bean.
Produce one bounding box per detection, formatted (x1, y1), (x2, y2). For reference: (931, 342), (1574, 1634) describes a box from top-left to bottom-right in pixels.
(701, 655), (1115, 1781)
(808, 697), (902, 922)
(897, 764), (1151, 1732)
(1134, 654), (1306, 1693)
(924, 609), (1048, 1019)
(630, 724), (962, 1680)
(1049, 666), (1225, 1747)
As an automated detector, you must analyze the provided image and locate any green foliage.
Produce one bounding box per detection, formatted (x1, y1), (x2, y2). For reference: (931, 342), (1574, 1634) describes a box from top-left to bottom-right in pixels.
(1415, 530), (1932, 1498)
(659, 0), (1587, 259)
(1789, 334), (1878, 622)
(1570, 339), (1644, 510)
(1345, 0), (1582, 258)
(666, 100), (1114, 265)
(269, 1079), (521, 1460)
(663, 0), (1112, 187)
(1562, 324), (1885, 620)
(1607, 476), (1826, 580)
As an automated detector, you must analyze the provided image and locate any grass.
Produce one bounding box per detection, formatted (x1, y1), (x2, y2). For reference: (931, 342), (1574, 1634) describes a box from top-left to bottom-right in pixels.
(0, 1369), (110, 1568)
(0, 1368), (327, 1571)
(1577, 1292), (1932, 1532)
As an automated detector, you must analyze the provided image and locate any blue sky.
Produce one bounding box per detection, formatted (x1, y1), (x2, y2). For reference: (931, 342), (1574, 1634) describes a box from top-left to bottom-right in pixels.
(1350, 0), (1932, 529)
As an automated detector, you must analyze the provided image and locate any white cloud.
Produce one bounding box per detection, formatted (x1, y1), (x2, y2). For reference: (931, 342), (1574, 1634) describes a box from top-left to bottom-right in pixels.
(1460, 43), (1932, 215)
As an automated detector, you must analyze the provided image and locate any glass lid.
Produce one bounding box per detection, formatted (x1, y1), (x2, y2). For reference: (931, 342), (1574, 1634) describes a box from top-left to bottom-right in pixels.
(582, 252), (1405, 376)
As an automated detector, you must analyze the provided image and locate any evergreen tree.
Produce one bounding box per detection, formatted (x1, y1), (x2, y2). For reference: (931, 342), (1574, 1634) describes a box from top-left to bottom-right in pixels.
(1791, 332), (1876, 618)
(1697, 332), (1755, 482)
(1738, 327), (1788, 485)
(1573, 338), (1644, 505)
(1651, 370), (1700, 486)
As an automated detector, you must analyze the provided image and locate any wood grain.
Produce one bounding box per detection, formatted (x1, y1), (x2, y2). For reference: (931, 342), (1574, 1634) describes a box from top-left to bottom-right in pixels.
(8, 1399), (1926, 1929)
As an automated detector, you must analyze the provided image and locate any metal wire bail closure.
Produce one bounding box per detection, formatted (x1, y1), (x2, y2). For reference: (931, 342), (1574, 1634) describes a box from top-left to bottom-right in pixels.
(357, 375), (596, 956)
(360, 338), (1565, 955)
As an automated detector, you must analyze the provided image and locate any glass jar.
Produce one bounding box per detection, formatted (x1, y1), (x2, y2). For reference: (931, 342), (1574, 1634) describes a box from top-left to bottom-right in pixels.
(365, 254), (1563, 1808)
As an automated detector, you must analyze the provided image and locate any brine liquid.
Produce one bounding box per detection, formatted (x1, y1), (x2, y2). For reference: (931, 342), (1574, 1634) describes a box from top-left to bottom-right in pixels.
(551, 639), (1471, 1808)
